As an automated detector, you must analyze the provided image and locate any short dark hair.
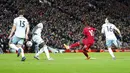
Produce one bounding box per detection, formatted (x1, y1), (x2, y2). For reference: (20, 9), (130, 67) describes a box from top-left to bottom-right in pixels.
(18, 10), (25, 15)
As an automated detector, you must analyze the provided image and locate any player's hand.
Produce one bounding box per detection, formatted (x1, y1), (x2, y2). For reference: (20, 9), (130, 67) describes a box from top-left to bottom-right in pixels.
(118, 34), (122, 41)
(119, 34), (122, 38)
(8, 36), (11, 45)
(8, 35), (12, 40)
(101, 34), (105, 41)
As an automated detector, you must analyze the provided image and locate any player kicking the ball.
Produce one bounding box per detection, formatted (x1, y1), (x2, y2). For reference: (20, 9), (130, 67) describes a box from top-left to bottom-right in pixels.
(32, 21), (53, 60)
(64, 21), (96, 60)
(101, 18), (121, 60)
(8, 10), (30, 61)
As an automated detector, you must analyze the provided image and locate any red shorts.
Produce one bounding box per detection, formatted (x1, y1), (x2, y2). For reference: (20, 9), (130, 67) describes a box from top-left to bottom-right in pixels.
(82, 38), (94, 50)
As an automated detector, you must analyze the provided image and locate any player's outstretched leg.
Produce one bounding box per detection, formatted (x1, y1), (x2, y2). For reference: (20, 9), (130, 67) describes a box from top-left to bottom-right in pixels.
(64, 42), (80, 49)
(82, 49), (90, 60)
(34, 48), (43, 60)
(63, 44), (70, 49)
(9, 44), (20, 57)
(108, 47), (116, 60)
(17, 49), (21, 57)
(34, 45), (39, 53)
(20, 47), (26, 61)
(44, 45), (54, 60)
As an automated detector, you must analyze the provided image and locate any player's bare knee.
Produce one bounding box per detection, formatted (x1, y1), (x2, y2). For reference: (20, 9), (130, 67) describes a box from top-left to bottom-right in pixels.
(16, 44), (22, 48)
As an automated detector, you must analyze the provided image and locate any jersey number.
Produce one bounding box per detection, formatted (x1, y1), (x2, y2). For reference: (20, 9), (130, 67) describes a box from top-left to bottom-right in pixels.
(20, 20), (25, 27)
(107, 26), (113, 32)
(89, 30), (94, 36)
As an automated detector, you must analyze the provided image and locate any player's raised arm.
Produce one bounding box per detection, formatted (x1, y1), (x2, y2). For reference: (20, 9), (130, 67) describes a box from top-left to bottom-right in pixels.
(26, 23), (30, 40)
(114, 25), (121, 37)
(31, 26), (38, 35)
(101, 24), (106, 41)
(101, 26), (104, 34)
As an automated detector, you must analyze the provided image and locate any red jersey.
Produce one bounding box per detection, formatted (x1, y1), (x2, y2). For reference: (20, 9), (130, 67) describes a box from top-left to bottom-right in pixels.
(83, 26), (96, 41)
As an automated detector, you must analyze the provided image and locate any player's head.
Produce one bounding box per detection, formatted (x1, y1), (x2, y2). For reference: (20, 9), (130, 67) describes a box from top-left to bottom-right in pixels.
(105, 18), (109, 23)
(18, 10), (25, 15)
(37, 23), (43, 28)
(86, 24), (89, 27)
(82, 20), (89, 27)
(41, 20), (46, 24)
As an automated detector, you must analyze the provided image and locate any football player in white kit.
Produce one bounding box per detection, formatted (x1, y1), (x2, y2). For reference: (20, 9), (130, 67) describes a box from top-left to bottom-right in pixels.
(101, 18), (121, 60)
(8, 10), (30, 61)
(32, 21), (53, 60)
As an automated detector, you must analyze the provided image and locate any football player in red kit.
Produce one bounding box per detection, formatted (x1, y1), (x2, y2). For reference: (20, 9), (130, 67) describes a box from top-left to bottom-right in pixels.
(64, 22), (96, 60)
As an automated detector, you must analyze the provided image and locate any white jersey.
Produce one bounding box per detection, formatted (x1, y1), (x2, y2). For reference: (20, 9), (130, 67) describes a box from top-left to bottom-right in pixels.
(32, 23), (44, 44)
(34, 28), (42, 36)
(101, 22), (117, 40)
(33, 23), (43, 36)
(13, 16), (29, 38)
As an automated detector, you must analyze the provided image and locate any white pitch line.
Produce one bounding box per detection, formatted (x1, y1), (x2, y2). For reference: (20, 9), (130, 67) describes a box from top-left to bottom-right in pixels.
(63, 57), (130, 60)
(90, 57), (97, 60)
(63, 57), (97, 60)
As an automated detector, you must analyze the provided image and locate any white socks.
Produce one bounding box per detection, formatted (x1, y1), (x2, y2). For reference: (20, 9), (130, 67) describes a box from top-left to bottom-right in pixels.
(36, 47), (44, 56)
(35, 45), (39, 53)
(19, 47), (25, 57)
(9, 44), (18, 51)
(9, 44), (25, 57)
(44, 45), (51, 59)
(35, 45), (51, 60)
(108, 47), (115, 58)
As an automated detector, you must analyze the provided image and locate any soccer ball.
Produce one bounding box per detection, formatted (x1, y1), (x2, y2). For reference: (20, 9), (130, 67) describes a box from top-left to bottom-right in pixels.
(26, 41), (32, 47)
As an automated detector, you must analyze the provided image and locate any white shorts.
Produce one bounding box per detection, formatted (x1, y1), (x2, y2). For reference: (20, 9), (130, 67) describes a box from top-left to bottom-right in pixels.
(106, 39), (118, 47)
(32, 35), (44, 45)
(11, 35), (24, 45)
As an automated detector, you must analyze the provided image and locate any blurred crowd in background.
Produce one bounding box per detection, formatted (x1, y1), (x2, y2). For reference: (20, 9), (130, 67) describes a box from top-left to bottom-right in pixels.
(0, 0), (130, 53)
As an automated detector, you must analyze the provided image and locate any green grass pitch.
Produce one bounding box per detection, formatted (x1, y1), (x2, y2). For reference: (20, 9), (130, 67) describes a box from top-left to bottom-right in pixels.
(0, 52), (130, 73)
